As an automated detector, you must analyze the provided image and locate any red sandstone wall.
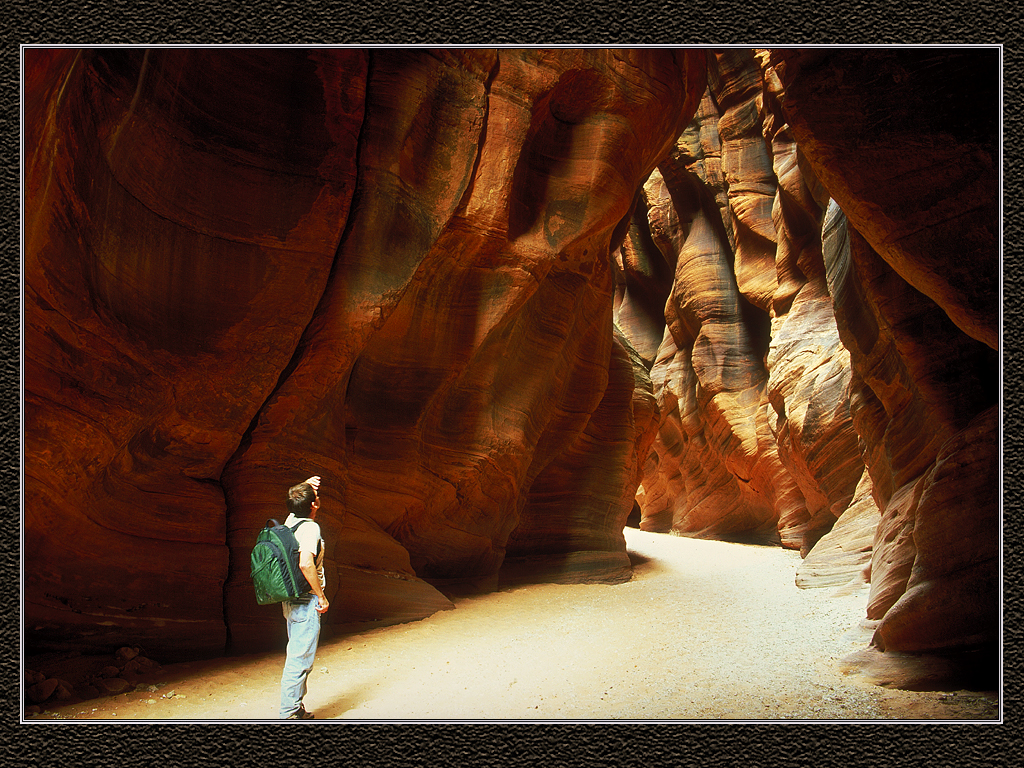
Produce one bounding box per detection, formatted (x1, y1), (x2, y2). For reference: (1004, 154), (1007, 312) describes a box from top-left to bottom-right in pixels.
(24, 47), (998, 663)
(762, 48), (999, 654)
(24, 48), (704, 658)
(615, 48), (998, 656)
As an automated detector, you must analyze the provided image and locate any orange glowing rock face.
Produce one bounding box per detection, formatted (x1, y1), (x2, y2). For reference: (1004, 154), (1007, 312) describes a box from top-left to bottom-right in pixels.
(24, 47), (997, 663)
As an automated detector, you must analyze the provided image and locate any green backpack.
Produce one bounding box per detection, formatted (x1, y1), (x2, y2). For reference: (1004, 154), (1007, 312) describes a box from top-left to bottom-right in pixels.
(250, 519), (319, 605)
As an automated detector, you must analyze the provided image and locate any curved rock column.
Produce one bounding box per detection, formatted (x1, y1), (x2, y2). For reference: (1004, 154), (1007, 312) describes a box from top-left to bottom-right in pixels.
(625, 88), (779, 540)
(759, 59), (865, 557)
(619, 51), (864, 552)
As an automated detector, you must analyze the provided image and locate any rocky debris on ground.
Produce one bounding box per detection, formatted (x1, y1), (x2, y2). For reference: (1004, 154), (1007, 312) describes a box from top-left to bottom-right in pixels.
(24, 647), (162, 715)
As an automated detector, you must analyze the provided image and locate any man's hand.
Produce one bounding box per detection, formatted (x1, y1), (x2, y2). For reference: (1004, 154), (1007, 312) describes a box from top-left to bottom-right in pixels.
(315, 596), (329, 614)
(304, 475), (321, 491)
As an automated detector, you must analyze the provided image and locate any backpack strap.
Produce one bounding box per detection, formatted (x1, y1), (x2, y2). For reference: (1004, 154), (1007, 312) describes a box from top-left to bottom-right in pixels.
(289, 518), (323, 562)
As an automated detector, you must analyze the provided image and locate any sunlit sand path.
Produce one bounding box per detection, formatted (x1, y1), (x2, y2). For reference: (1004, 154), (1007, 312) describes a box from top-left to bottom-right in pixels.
(43, 529), (997, 721)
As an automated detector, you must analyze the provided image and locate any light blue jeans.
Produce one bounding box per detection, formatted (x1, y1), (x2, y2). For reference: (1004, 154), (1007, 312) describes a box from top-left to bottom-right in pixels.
(279, 594), (321, 718)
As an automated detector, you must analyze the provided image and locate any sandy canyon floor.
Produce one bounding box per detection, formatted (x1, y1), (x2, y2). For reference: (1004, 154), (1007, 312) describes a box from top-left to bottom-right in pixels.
(29, 529), (999, 722)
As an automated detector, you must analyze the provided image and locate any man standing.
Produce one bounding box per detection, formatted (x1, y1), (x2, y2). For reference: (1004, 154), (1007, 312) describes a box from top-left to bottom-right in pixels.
(279, 475), (329, 720)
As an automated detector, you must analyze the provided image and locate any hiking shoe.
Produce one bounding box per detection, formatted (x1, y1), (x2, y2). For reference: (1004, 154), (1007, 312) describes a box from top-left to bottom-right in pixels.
(286, 705), (314, 720)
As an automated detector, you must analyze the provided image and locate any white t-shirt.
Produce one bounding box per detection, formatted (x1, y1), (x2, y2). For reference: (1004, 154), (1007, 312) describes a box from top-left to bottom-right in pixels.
(284, 513), (325, 590)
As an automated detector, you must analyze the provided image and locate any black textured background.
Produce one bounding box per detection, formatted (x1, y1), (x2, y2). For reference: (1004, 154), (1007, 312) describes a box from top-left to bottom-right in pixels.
(4, 0), (1021, 764)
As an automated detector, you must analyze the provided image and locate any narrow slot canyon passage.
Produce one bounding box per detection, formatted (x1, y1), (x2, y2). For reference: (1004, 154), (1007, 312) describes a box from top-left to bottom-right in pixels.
(33, 529), (997, 721)
(22, 46), (1001, 726)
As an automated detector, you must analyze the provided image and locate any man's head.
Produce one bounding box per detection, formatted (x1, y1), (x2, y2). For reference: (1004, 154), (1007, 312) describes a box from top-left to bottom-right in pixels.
(287, 481), (320, 519)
